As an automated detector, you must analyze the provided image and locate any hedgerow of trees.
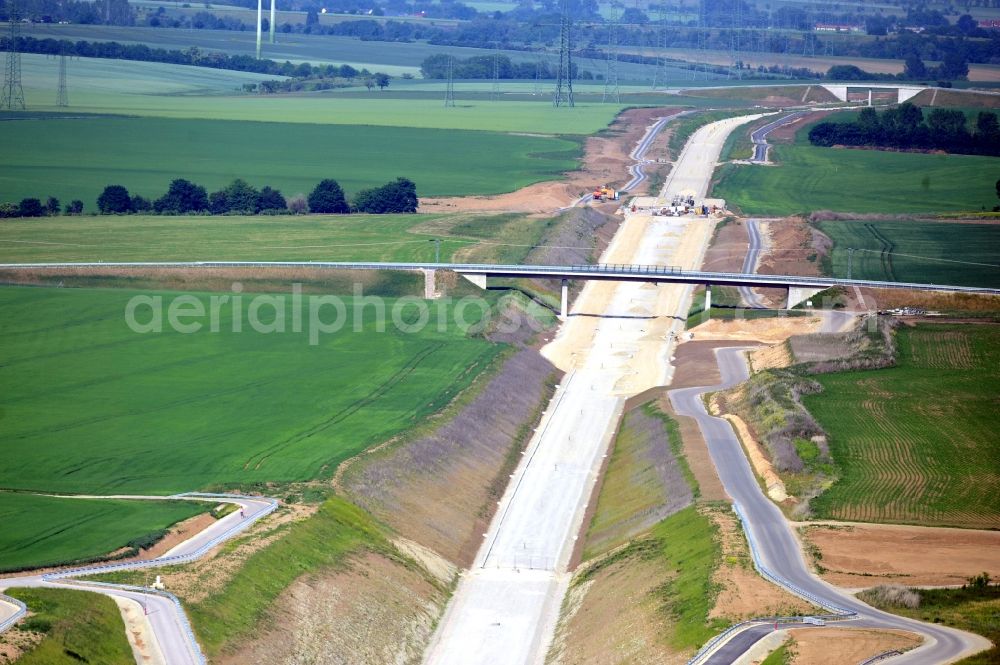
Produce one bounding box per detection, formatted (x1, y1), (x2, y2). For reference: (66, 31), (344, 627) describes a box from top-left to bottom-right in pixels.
(0, 178), (419, 218)
(808, 103), (1000, 156)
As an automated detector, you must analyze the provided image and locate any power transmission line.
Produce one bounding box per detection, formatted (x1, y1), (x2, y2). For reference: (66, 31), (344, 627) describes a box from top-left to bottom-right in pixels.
(553, 0), (574, 107)
(651, 4), (669, 90)
(603, 4), (620, 103)
(444, 55), (456, 107)
(2, 0), (26, 110)
(56, 52), (68, 107)
(491, 43), (501, 101)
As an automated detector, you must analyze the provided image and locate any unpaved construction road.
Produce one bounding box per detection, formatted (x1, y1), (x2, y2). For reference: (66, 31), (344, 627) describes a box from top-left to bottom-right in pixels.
(424, 113), (774, 665)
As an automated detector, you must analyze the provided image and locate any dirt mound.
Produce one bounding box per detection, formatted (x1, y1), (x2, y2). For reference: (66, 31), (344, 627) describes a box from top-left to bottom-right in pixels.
(783, 627), (922, 665)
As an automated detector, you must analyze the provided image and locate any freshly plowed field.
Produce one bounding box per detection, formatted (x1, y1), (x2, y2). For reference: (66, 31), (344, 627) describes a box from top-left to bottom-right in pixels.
(804, 323), (1000, 529)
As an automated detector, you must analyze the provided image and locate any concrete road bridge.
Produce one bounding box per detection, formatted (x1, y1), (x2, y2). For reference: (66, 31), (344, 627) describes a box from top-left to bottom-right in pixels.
(6, 260), (999, 318)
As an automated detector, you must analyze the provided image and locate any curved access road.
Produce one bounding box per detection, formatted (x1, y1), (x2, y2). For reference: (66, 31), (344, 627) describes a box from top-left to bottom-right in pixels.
(749, 111), (809, 163)
(669, 348), (990, 664)
(738, 219), (767, 308)
(0, 492), (277, 665)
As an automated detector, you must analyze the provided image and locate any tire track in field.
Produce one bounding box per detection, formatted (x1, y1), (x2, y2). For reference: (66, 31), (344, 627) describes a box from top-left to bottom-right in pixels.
(241, 343), (445, 471)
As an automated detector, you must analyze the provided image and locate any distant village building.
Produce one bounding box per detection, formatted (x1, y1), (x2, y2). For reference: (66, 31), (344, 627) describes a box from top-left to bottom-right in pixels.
(814, 23), (863, 33)
(979, 19), (1000, 29)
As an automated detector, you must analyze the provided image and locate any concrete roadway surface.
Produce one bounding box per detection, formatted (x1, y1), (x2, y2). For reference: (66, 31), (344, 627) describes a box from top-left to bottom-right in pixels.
(0, 493), (276, 665)
(749, 111), (809, 163)
(670, 348), (990, 665)
(425, 112), (775, 665)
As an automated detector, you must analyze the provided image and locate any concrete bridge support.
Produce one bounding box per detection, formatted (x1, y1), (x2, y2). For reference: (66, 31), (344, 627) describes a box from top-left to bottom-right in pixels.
(423, 269), (437, 299)
(787, 286), (826, 309)
(560, 279), (569, 319)
(704, 284), (712, 317)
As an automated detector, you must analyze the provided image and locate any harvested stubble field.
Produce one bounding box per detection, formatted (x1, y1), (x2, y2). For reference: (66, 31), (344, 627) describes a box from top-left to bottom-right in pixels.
(814, 219), (1000, 288)
(0, 212), (548, 264)
(803, 323), (1000, 529)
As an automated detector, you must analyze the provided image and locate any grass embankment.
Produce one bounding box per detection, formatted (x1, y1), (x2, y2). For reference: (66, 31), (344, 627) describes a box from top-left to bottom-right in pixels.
(3, 588), (134, 664)
(713, 122), (999, 214)
(813, 219), (1000, 288)
(760, 642), (792, 665)
(859, 579), (1000, 665)
(80, 496), (412, 656)
(0, 494), (207, 572)
(0, 115), (582, 205)
(804, 323), (1000, 528)
(0, 285), (499, 496)
(579, 401), (727, 650)
(584, 403), (697, 558)
(189, 497), (396, 655)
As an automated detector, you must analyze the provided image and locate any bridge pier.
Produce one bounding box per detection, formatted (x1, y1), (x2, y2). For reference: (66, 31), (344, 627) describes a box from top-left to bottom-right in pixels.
(423, 269), (437, 299)
(786, 286), (826, 309)
(560, 279), (569, 319)
(704, 284), (711, 318)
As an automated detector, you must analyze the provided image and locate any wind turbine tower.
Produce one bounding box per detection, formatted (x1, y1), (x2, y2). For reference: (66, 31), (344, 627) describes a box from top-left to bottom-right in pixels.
(270, 0), (276, 43)
(256, 0), (263, 58)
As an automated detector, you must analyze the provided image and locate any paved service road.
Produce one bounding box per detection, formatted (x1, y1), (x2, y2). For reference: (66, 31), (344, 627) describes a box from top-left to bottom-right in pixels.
(0, 493), (277, 665)
(749, 111), (809, 163)
(670, 349), (990, 665)
(738, 219), (767, 308)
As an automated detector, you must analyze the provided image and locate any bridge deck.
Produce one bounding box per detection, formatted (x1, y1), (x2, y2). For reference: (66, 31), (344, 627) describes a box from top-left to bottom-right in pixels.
(0, 261), (997, 296)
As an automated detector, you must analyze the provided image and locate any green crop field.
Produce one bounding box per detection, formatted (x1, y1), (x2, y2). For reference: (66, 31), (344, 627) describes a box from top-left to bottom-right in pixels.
(18, 54), (624, 133)
(3, 588), (134, 664)
(804, 324), (1000, 529)
(0, 493), (207, 572)
(0, 285), (500, 496)
(814, 220), (1000, 287)
(714, 144), (999, 215)
(0, 114), (581, 205)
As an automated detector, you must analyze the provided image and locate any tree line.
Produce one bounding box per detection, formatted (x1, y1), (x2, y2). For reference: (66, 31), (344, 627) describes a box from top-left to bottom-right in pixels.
(1, 178), (419, 218)
(808, 103), (1000, 157)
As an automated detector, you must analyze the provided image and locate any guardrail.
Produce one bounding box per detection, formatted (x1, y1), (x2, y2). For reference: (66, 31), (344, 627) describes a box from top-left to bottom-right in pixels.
(0, 594), (27, 633)
(859, 649), (904, 664)
(685, 502), (857, 665)
(2, 492), (278, 665)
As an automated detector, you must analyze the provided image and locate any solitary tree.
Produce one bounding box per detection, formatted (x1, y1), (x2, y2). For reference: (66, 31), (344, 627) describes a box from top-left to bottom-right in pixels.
(65, 200), (84, 215)
(375, 72), (390, 90)
(287, 193), (309, 214)
(97, 185), (133, 214)
(308, 179), (349, 213)
(45, 197), (61, 216)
